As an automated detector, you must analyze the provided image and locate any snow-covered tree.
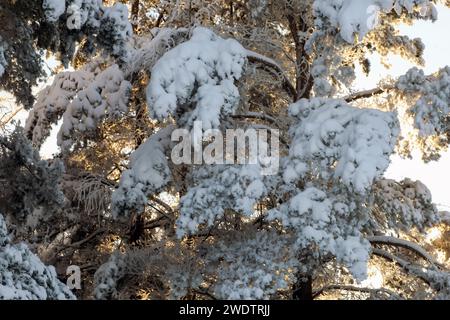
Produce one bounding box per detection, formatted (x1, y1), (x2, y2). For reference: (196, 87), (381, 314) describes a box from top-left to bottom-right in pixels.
(1, 0), (450, 300)
(0, 214), (75, 299)
(0, 1), (132, 109)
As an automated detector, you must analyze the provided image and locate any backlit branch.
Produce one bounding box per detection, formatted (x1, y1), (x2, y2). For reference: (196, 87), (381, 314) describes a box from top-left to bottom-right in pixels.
(246, 49), (297, 99)
(368, 235), (442, 268)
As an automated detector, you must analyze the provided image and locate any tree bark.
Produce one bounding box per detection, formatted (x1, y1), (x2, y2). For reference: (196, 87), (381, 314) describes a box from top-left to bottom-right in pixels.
(286, 13), (313, 100)
(293, 275), (313, 300)
(131, 0), (140, 33)
(287, 8), (314, 301)
(128, 211), (145, 244)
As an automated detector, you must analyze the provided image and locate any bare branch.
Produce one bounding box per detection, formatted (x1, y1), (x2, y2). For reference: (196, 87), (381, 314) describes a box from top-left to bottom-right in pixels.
(245, 123), (288, 146)
(0, 106), (23, 129)
(144, 216), (169, 230)
(149, 195), (175, 221)
(343, 73), (436, 103)
(246, 49), (297, 99)
(344, 86), (394, 102)
(231, 112), (277, 124)
(68, 228), (107, 249)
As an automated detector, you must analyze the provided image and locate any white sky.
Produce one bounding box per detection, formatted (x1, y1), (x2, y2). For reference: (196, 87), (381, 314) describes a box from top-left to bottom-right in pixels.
(2, 4), (450, 209)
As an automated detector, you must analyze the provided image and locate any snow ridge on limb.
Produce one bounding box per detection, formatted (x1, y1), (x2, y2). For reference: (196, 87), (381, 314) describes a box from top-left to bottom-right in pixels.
(112, 126), (174, 219)
(368, 235), (442, 267)
(146, 27), (247, 130)
(285, 98), (399, 194)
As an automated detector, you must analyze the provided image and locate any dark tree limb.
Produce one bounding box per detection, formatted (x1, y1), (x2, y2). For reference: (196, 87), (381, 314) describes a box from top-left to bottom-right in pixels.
(246, 50), (297, 100)
(131, 0), (140, 33)
(343, 86), (394, 102)
(231, 112), (278, 124)
(293, 275), (313, 300)
(286, 12), (313, 100)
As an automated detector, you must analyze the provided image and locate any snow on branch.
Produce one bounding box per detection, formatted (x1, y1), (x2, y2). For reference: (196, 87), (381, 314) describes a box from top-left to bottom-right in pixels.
(42, 0), (65, 23)
(372, 178), (439, 231)
(267, 97), (401, 280)
(43, 1), (132, 61)
(0, 38), (7, 78)
(177, 164), (269, 238)
(207, 229), (299, 299)
(0, 214), (75, 299)
(111, 126), (174, 219)
(124, 28), (189, 78)
(146, 27), (247, 130)
(94, 251), (126, 299)
(284, 98), (399, 194)
(398, 66), (450, 138)
(25, 64), (97, 148)
(367, 235), (442, 267)
(57, 64), (131, 151)
(342, 67), (441, 104)
(267, 187), (372, 280)
(313, 0), (437, 44)
(26, 28), (190, 151)
(0, 126), (65, 222)
(342, 66), (450, 161)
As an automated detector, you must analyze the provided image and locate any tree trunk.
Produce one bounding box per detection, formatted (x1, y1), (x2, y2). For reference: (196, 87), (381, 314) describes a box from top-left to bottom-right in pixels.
(131, 0), (140, 33)
(128, 211), (145, 244)
(293, 275), (313, 300)
(286, 12), (313, 100)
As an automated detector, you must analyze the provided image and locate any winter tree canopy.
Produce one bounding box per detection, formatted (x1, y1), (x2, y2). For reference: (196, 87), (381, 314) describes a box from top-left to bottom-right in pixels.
(0, 0), (450, 301)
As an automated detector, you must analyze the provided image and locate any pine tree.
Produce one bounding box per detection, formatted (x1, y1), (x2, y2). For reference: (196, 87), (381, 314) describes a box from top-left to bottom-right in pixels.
(1, 0), (450, 300)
